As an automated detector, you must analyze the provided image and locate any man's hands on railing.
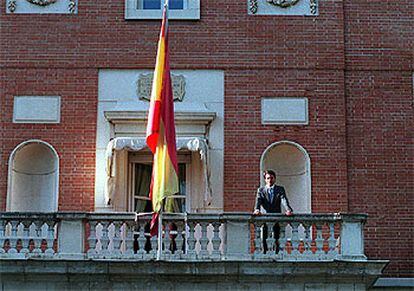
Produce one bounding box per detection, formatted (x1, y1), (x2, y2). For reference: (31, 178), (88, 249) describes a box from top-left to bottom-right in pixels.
(252, 209), (293, 216)
(253, 209), (261, 216)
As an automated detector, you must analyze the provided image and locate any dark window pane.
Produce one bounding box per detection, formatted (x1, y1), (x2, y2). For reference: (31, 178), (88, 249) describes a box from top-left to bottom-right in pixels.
(134, 162), (186, 213)
(135, 198), (152, 213)
(143, 0), (160, 9)
(169, 0), (183, 10)
(143, 0), (183, 10)
(178, 163), (186, 195)
(134, 164), (152, 197)
(165, 196), (185, 213)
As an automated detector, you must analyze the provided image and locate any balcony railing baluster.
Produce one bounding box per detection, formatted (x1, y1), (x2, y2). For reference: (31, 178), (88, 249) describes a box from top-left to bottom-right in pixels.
(198, 221), (209, 258)
(87, 220), (97, 257)
(0, 220), (5, 255)
(211, 221), (221, 259)
(186, 220), (197, 259)
(174, 220), (185, 258)
(44, 220), (56, 256)
(135, 220), (146, 258)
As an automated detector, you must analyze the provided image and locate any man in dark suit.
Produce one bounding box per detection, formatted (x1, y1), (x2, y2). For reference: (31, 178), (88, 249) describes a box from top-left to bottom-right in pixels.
(253, 170), (293, 253)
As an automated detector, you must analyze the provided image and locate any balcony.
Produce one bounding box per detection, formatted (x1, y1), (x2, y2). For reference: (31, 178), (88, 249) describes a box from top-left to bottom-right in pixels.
(0, 212), (387, 290)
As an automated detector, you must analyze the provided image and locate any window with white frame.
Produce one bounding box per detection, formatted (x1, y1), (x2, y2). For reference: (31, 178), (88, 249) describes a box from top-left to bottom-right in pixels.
(125, 0), (200, 20)
(128, 151), (191, 213)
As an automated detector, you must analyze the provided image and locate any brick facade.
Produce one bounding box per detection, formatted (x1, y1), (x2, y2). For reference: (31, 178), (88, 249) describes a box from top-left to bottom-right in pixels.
(1, 69), (97, 211)
(346, 71), (413, 276)
(0, 0), (412, 276)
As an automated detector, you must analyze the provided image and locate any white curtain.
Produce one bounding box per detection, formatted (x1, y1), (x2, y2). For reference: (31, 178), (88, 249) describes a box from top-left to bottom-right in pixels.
(105, 137), (212, 208)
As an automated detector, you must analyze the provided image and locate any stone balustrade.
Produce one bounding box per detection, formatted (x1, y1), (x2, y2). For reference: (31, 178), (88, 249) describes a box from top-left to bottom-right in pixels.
(0, 213), (58, 258)
(0, 212), (367, 261)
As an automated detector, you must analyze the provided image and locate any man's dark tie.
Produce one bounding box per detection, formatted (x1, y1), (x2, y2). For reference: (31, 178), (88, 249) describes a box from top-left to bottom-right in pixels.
(269, 188), (274, 203)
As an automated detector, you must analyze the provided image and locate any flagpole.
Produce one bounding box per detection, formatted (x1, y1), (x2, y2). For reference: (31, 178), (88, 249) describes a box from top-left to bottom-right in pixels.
(164, 0), (169, 26)
(156, 198), (165, 260)
(155, 0), (169, 262)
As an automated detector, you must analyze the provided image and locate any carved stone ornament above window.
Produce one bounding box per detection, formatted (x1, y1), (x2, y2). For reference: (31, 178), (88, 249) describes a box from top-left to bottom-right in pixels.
(7, 0), (77, 13)
(248, 0), (317, 16)
(26, 0), (56, 6)
(266, 0), (300, 8)
(137, 73), (186, 102)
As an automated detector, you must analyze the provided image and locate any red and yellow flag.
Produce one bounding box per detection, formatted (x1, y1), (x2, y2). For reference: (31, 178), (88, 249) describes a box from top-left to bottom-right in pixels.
(146, 5), (179, 235)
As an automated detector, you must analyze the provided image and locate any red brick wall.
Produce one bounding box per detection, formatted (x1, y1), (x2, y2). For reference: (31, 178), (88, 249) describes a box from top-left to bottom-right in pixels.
(346, 71), (414, 277)
(0, 69), (97, 211)
(0, 1), (344, 69)
(343, 0), (413, 277)
(344, 1), (413, 71)
(0, 0), (412, 277)
(224, 69), (349, 213)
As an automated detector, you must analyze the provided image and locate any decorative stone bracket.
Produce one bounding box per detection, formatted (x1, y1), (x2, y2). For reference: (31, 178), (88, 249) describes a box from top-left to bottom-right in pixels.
(8, 0), (16, 11)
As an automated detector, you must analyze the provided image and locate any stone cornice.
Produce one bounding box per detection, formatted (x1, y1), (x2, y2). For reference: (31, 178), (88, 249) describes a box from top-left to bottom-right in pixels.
(104, 110), (216, 125)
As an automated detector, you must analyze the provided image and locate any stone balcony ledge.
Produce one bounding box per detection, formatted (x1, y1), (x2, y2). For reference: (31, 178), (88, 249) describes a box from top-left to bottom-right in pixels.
(0, 212), (371, 262)
(0, 212), (389, 290)
(0, 259), (388, 290)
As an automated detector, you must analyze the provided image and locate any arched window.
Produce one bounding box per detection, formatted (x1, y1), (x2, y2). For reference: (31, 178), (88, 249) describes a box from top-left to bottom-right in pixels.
(7, 140), (59, 212)
(261, 141), (311, 213)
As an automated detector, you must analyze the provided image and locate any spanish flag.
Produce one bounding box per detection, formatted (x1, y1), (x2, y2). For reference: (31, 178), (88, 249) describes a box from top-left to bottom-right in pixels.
(146, 4), (179, 235)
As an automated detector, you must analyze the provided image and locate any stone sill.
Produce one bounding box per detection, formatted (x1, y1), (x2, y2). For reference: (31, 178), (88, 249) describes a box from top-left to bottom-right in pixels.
(373, 278), (414, 288)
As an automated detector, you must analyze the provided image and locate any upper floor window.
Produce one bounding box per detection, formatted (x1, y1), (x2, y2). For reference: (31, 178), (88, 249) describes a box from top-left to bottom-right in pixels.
(125, 0), (200, 20)
(142, 0), (184, 10)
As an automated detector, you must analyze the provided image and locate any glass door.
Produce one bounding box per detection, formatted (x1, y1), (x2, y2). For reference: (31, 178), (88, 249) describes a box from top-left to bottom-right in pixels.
(130, 162), (187, 213)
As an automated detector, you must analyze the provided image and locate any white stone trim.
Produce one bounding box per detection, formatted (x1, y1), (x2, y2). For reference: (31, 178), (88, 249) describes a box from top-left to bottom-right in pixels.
(374, 278), (414, 288)
(125, 0), (200, 20)
(13, 96), (61, 124)
(6, 0), (78, 14)
(96, 70), (224, 213)
(105, 137), (212, 209)
(261, 97), (308, 125)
